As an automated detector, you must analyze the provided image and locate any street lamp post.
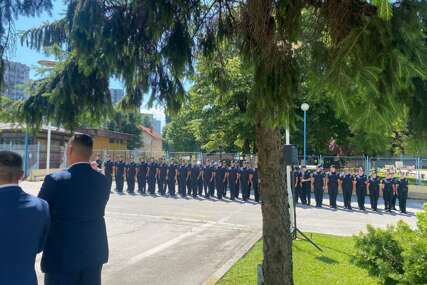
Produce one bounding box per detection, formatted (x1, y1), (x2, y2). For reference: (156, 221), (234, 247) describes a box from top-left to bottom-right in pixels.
(300, 103), (310, 165)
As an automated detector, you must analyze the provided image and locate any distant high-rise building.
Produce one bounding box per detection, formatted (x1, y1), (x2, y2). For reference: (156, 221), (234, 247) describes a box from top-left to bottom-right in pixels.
(2, 60), (30, 100)
(110, 88), (125, 104)
(141, 113), (162, 134)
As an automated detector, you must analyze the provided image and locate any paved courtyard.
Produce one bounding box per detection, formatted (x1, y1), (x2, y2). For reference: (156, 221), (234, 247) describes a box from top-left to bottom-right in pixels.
(21, 181), (425, 285)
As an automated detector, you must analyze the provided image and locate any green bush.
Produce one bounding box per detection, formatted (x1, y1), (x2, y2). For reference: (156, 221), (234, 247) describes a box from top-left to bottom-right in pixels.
(353, 204), (427, 285)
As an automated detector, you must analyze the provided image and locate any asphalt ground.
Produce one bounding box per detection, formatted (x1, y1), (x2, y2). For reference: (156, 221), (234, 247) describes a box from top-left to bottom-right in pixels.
(20, 181), (424, 285)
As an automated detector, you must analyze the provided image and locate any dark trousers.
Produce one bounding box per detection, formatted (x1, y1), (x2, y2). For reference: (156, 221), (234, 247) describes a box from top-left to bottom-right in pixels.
(392, 193), (397, 209)
(158, 177), (166, 195)
(343, 187), (352, 209)
(115, 175), (124, 192)
(168, 179), (176, 196)
(198, 180), (203, 196)
(44, 265), (102, 285)
(137, 176), (147, 193)
(328, 186), (338, 208)
(105, 175), (112, 192)
(241, 181), (250, 200)
(178, 180), (186, 196)
(127, 177), (135, 193)
(216, 183), (224, 199)
(229, 180), (236, 200)
(383, 189), (393, 211)
(235, 182), (240, 199)
(148, 178), (156, 194)
(398, 190), (408, 213)
(254, 183), (260, 202)
(203, 180), (209, 197)
(356, 187), (366, 210)
(191, 182), (198, 197)
(208, 182), (215, 197)
(303, 184), (311, 205)
(314, 187), (323, 207)
(294, 187), (304, 204)
(187, 180), (192, 195)
(369, 190), (379, 211)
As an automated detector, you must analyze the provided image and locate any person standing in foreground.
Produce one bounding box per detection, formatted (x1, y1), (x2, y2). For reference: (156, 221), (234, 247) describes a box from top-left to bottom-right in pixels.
(38, 134), (110, 285)
(340, 168), (354, 210)
(0, 151), (50, 285)
(301, 166), (312, 206)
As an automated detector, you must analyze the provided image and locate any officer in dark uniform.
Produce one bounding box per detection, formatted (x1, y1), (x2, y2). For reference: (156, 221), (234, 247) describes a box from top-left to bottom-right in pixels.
(137, 157), (148, 194)
(203, 161), (212, 198)
(197, 163), (204, 196)
(355, 167), (367, 210)
(301, 166), (311, 205)
(293, 167), (303, 204)
(114, 156), (126, 193)
(215, 161), (226, 200)
(240, 162), (251, 201)
(313, 165), (326, 207)
(251, 164), (260, 203)
(381, 172), (395, 212)
(178, 160), (188, 197)
(189, 161), (200, 198)
(391, 172), (398, 210)
(228, 162), (238, 200)
(367, 170), (380, 211)
(327, 165), (339, 209)
(235, 162), (241, 199)
(147, 158), (157, 194)
(103, 155), (114, 192)
(396, 172), (408, 213)
(186, 162), (192, 196)
(95, 154), (103, 169)
(157, 158), (168, 195)
(340, 168), (353, 210)
(126, 157), (137, 194)
(167, 160), (177, 196)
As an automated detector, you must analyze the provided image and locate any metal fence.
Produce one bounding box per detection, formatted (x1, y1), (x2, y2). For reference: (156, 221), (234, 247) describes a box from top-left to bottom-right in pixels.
(2, 143), (426, 184)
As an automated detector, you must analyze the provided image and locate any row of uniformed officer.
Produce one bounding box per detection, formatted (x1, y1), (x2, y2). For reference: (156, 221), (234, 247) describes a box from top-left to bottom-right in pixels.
(99, 156), (260, 202)
(294, 165), (409, 213)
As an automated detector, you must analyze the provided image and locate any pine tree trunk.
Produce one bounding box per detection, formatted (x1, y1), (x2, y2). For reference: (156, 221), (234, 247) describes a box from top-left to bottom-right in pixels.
(256, 112), (293, 285)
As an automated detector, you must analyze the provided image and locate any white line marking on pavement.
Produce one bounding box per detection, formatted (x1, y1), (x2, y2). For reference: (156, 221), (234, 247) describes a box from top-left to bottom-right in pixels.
(105, 207), (246, 280)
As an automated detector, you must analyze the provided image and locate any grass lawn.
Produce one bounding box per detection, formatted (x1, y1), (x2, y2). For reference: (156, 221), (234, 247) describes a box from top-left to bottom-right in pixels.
(217, 233), (378, 285)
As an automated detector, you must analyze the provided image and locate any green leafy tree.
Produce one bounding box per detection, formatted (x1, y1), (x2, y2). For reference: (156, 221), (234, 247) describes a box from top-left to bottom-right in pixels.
(0, 0), (52, 91)
(105, 109), (142, 150)
(19, 1), (427, 284)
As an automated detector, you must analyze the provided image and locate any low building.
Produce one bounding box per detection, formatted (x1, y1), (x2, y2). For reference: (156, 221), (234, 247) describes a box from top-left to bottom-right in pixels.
(141, 126), (163, 157)
(75, 128), (135, 151)
(0, 123), (71, 169)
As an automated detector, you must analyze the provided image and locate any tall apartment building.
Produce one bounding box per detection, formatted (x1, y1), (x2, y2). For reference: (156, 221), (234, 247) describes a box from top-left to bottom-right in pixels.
(2, 60), (30, 100)
(110, 88), (125, 104)
(142, 113), (162, 134)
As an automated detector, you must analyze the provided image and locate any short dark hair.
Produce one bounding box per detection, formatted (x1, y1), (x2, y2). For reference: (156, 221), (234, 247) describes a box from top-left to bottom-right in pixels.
(70, 133), (93, 158)
(0, 151), (23, 180)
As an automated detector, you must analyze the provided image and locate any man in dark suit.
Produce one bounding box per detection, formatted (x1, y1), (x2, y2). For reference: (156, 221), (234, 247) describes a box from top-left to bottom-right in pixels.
(0, 151), (50, 285)
(38, 134), (110, 285)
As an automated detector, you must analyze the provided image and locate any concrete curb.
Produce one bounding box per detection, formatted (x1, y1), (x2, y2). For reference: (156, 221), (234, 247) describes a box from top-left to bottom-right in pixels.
(202, 230), (262, 285)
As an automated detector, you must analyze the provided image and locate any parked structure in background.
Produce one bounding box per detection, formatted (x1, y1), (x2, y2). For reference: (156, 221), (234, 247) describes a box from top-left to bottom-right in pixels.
(141, 113), (162, 134)
(1, 60), (30, 100)
(0, 123), (70, 169)
(75, 128), (135, 150)
(110, 88), (125, 105)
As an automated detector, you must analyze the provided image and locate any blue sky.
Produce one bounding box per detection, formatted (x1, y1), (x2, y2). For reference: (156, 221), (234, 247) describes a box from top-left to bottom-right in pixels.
(8, 1), (166, 125)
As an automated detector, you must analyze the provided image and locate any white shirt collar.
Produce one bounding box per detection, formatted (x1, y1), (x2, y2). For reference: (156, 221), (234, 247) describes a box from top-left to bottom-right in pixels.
(0, 183), (20, 190)
(68, 161), (91, 169)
